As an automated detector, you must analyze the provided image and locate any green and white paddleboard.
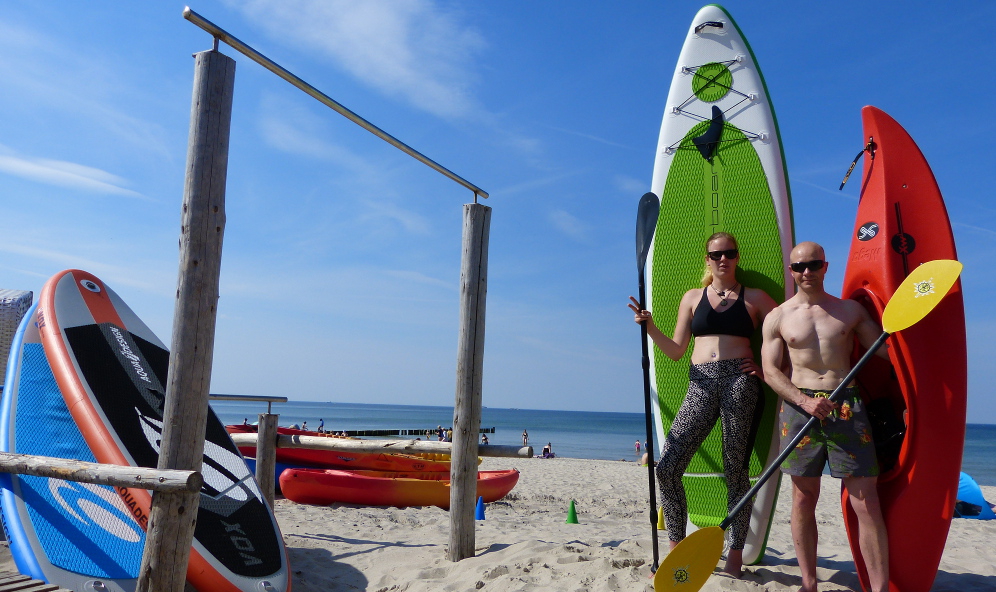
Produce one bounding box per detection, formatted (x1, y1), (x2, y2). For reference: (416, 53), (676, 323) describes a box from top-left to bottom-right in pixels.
(646, 4), (793, 565)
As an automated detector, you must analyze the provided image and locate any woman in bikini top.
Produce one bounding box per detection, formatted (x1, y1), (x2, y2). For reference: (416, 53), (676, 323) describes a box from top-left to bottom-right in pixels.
(629, 232), (776, 367)
(627, 231), (777, 577)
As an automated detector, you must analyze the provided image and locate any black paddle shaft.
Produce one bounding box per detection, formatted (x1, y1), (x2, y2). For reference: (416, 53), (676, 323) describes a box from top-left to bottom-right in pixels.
(720, 331), (890, 530)
(635, 192), (661, 571)
(638, 277), (661, 570)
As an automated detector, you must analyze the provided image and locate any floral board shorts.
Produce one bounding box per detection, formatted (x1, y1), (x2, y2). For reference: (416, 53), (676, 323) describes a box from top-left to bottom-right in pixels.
(779, 386), (879, 479)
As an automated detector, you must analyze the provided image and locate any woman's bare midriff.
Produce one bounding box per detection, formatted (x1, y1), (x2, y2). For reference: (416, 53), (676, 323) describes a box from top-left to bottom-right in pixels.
(690, 334), (754, 365)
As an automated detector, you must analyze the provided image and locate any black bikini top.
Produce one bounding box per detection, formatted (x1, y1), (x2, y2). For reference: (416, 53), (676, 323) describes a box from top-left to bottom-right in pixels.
(689, 285), (755, 338)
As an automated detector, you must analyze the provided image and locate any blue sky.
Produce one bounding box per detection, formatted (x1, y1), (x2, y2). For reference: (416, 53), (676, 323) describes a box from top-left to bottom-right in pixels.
(1, 1), (993, 422)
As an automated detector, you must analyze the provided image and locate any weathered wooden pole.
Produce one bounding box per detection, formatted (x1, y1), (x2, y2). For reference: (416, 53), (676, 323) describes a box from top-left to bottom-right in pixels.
(229, 433), (531, 458)
(448, 202), (491, 562)
(0, 452), (202, 493)
(255, 413), (279, 507)
(136, 47), (235, 592)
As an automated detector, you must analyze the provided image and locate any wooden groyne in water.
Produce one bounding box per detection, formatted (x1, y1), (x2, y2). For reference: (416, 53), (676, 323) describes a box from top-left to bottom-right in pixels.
(342, 427), (495, 437)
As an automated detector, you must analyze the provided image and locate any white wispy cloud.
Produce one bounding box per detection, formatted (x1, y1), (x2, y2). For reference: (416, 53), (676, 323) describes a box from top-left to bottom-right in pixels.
(615, 175), (647, 196)
(494, 171), (580, 197)
(359, 199), (432, 236)
(549, 208), (588, 242)
(952, 222), (996, 237)
(385, 269), (454, 291)
(227, 0), (485, 120)
(258, 113), (375, 174)
(0, 147), (148, 199)
(791, 177), (857, 201)
(545, 124), (632, 149)
(0, 18), (173, 160)
(0, 239), (164, 293)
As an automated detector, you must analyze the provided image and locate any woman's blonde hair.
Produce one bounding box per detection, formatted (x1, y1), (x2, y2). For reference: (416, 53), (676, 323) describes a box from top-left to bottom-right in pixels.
(700, 232), (739, 287)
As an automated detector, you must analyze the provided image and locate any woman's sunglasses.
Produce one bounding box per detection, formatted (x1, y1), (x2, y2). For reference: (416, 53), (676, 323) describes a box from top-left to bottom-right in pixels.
(707, 249), (739, 261)
(790, 259), (825, 273)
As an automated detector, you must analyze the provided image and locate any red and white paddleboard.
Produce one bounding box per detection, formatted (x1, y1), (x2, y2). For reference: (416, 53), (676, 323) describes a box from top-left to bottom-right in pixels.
(841, 106), (967, 592)
(38, 269), (291, 592)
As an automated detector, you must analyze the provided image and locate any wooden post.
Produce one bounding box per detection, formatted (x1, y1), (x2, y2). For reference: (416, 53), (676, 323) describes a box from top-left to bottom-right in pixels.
(137, 48), (235, 592)
(256, 413), (279, 508)
(0, 452), (202, 492)
(448, 202), (491, 562)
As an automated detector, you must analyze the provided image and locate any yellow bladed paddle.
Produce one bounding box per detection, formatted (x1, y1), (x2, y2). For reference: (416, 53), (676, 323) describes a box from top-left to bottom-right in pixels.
(653, 259), (962, 592)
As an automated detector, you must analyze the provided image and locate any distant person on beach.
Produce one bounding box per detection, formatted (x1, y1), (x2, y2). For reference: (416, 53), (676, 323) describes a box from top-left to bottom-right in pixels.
(629, 231), (776, 577)
(635, 440), (641, 453)
(446, 428), (453, 442)
(522, 429), (529, 446)
(481, 434), (489, 445)
(541, 442), (554, 458)
(318, 418), (324, 433)
(437, 425), (444, 441)
(761, 241), (890, 592)
(243, 417), (248, 425)
(301, 421), (307, 431)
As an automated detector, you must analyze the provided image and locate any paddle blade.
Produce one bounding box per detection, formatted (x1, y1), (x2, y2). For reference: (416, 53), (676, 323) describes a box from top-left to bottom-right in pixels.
(636, 192), (661, 272)
(653, 527), (724, 591)
(881, 259), (962, 333)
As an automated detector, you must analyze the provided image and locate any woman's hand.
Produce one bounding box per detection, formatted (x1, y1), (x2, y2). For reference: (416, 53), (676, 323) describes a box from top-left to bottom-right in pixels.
(628, 296), (652, 324)
(740, 358), (764, 379)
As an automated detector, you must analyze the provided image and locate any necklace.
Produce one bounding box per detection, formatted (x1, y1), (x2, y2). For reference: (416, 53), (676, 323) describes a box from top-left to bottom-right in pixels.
(711, 282), (738, 306)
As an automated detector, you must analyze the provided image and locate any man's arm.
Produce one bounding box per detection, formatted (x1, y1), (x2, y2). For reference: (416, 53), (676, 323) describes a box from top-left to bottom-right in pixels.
(852, 302), (890, 360)
(760, 308), (800, 403)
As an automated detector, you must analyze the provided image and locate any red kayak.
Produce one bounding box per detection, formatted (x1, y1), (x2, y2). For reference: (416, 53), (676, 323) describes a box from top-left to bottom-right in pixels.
(226, 424), (452, 472)
(841, 106), (967, 592)
(279, 468), (520, 509)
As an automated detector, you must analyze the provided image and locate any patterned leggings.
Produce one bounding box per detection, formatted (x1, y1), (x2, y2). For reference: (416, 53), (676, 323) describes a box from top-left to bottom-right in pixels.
(656, 358), (761, 550)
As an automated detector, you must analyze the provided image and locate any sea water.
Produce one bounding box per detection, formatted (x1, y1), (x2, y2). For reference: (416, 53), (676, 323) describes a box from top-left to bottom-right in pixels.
(210, 400), (996, 485)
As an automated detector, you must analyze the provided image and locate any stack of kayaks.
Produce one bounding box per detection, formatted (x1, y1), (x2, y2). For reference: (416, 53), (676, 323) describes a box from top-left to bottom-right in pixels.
(226, 423), (453, 472)
(278, 468), (520, 509)
(229, 424), (516, 509)
(1, 270), (291, 592)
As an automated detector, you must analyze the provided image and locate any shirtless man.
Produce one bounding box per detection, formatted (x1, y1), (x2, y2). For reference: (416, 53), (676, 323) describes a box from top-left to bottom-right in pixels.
(761, 242), (889, 592)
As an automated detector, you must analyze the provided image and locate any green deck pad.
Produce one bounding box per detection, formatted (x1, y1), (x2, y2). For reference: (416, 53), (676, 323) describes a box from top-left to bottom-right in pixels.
(651, 120), (785, 526)
(685, 476), (765, 527)
(692, 62), (733, 103)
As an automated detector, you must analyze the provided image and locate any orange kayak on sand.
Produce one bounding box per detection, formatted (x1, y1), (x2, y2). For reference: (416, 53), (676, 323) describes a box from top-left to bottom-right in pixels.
(226, 424), (453, 472)
(279, 468), (520, 509)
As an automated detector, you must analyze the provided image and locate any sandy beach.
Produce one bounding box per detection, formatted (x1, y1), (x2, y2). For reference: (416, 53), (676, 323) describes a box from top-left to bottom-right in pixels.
(1, 456), (992, 591)
(272, 457), (995, 592)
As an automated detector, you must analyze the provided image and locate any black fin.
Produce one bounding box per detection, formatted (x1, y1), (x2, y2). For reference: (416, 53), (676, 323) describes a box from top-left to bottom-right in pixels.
(692, 105), (724, 162)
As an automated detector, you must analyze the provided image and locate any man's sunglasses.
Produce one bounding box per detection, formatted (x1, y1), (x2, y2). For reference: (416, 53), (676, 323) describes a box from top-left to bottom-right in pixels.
(790, 259), (825, 273)
(707, 249), (739, 261)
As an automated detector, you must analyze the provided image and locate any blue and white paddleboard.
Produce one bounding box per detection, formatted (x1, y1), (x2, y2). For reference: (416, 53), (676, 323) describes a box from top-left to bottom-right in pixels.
(1, 302), (144, 591)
